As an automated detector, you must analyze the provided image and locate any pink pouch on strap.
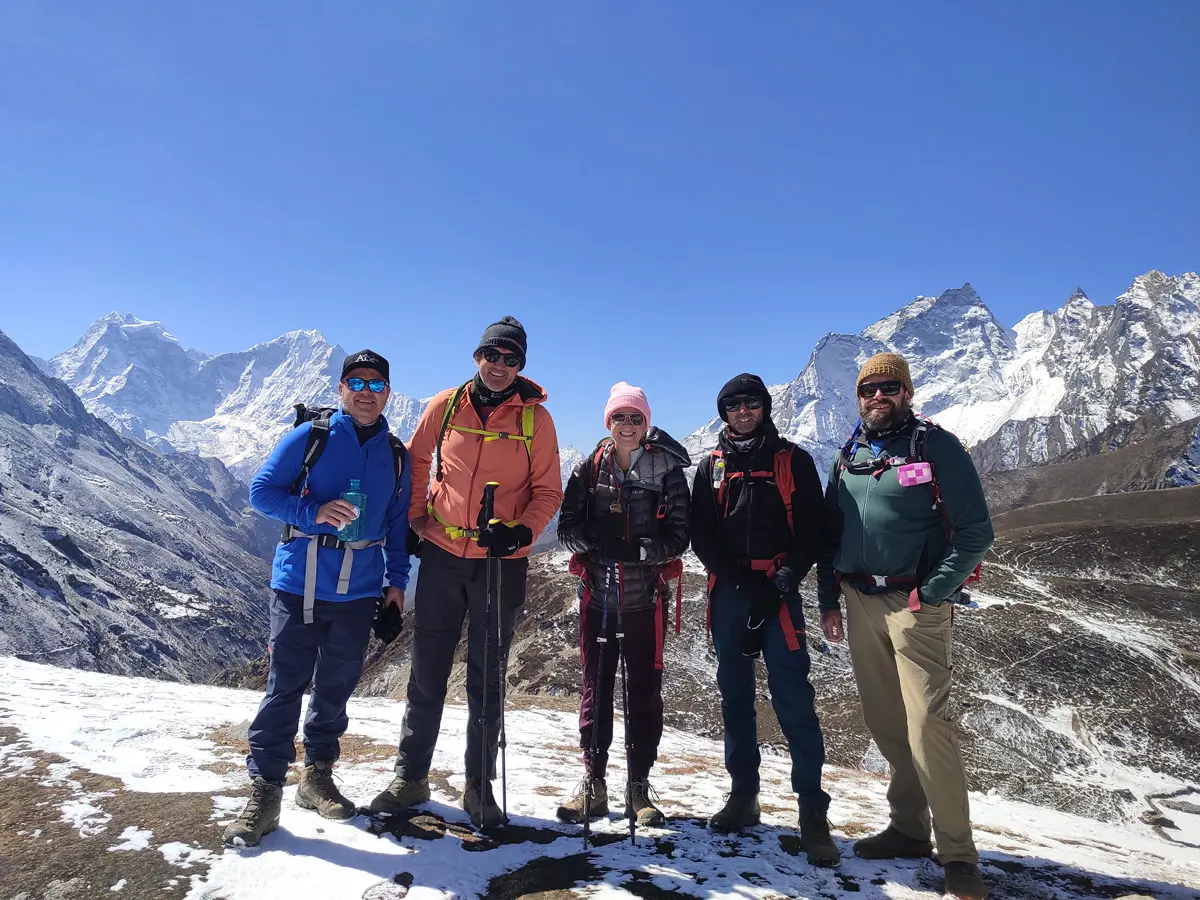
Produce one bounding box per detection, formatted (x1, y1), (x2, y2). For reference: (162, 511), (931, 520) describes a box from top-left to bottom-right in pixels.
(897, 462), (933, 486)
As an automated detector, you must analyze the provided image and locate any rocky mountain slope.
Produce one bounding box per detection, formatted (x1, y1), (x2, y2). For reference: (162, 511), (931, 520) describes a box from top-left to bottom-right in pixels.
(684, 271), (1200, 478)
(0, 328), (272, 681)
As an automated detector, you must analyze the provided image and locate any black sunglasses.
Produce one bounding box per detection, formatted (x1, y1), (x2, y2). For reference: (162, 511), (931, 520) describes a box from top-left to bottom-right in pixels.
(857, 380), (904, 399)
(345, 377), (388, 394)
(481, 348), (522, 368)
(721, 395), (763, 412)
(610, 412), (645, 426)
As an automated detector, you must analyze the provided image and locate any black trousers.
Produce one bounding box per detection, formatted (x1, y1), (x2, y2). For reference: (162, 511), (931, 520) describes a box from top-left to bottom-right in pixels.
(395, 541), (527, 783)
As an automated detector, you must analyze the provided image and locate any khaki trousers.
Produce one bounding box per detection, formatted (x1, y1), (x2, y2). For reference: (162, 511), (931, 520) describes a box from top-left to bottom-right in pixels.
(844, 584), (978, 864)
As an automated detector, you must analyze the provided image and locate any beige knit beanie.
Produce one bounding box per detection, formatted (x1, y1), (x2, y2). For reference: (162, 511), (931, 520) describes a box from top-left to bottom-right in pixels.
(856, 352), (913, 394)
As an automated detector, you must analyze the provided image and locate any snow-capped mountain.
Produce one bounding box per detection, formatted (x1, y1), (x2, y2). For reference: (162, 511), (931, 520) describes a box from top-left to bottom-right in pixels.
(50, 314), (426, 480)
(0, 328), (273, 680)
(685, 271), (1200, 476)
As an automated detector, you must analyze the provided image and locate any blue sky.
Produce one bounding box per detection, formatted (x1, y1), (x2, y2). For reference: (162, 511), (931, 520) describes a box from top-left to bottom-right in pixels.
(2, 1), (1197, 450)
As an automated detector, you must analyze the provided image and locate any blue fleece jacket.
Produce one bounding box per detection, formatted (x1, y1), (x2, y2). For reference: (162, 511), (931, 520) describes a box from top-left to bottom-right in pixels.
(250, 408), (412, 600)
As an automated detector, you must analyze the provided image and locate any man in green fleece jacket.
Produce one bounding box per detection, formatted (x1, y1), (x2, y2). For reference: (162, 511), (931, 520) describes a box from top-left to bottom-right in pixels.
(817, 352), (992, 900)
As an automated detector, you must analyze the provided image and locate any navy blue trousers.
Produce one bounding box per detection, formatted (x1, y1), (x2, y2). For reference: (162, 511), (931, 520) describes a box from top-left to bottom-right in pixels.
(246, 591), (377, 784)
(709, 580), (830, 812)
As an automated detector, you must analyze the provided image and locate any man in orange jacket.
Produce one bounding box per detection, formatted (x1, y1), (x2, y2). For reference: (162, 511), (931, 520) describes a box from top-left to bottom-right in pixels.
(369, 316), (563, 827)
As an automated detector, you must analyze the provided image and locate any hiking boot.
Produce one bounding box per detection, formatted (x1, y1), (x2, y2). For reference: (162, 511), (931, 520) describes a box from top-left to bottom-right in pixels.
(463, 780), (505, 828)
(222, 777), (283, 847)
(709, 793), (760, 834)
(943, 861), (988, 900)
(295, 760), (356, 821)
(556, 778), (609, 823)
(368, 774), (431, 816)
(798, 806), (841, 868)
(852, 825), (934, 859)
(625, 779), (665, 827)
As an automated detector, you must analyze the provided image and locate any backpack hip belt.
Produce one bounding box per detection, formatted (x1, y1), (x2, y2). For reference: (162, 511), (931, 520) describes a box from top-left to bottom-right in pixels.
(427, 501), (520, 543)
(282, 525), (384, 624)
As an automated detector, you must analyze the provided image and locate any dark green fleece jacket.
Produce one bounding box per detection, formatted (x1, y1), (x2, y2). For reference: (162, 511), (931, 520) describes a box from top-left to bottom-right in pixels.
(816, 417), (994, 610)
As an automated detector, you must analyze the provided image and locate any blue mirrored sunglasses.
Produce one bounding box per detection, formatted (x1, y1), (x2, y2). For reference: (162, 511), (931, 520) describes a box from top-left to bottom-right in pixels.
(345, 377), (388, 394)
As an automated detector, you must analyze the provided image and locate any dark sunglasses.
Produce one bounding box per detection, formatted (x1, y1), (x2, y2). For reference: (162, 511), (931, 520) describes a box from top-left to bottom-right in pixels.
(857, 380), (904, 399)
(344, 377), (388, 394)
(481, 348), (522, 368)
(721, 395), (763, 412)
(610, 413), (645, 426)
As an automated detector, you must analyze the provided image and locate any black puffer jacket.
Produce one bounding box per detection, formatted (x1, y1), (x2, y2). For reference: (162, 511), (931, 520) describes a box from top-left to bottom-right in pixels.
(559, 427), (692, 611)
(690, 420), (825, 593)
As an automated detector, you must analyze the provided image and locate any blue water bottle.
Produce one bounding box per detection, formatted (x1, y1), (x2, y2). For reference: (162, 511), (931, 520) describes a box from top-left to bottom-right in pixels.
(338, 479), (366, 542)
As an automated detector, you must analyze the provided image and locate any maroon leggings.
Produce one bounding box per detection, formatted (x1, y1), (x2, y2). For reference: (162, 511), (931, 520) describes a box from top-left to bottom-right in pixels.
(578, 602), (664, 780)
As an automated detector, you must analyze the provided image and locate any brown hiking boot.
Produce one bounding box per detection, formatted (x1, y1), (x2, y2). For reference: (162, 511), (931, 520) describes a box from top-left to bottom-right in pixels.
(295, 760), (356, 820)
(709, 793), (760, 834)
(463, 780), (505, 828)
(368, 774), (431, 816)
(625, 779), (665, 827)
(798, 806), (840, 868)
(556, 778), (609, 822)
(943, 861), (988, 900)
(852, 825), (934, 859)
(222, 777), (283, 847)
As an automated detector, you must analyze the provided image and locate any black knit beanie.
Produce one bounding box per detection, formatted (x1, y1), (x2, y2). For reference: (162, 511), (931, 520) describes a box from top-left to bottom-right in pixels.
(716, 373), (771, 422)
(474, 316), (528, 371)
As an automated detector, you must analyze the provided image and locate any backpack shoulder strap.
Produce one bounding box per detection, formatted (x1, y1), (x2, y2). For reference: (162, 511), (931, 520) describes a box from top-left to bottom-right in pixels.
(709, 448), (729, 511)
(434, 382), (471, 483)
(773, 444), (796, 538)
(290, 413), (331, 496)
(388, 433), (408, 500)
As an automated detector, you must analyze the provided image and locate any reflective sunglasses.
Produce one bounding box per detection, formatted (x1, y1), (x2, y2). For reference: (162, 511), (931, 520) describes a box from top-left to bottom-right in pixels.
(721, 395), (764, 412)
(857, 380), (904, 399)
(344, 377), (388, 394)
(481, 348), (522, 368)
(609, 412), (645, 426)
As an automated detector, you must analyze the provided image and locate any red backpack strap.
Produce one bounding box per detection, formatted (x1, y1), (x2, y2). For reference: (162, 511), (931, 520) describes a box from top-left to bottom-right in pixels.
(709, 448), (728, 511)
(773, 446), (795, 538)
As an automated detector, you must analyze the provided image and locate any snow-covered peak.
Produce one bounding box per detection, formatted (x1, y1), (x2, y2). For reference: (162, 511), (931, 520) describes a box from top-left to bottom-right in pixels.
(1066, 286), (1092, 307)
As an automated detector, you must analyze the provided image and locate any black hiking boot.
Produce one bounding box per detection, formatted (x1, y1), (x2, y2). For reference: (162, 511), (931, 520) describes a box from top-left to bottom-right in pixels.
(798, 805), (841, 868)
(943, 861), (988, 900)
(295, 760), (356, 821)
(625, 779), (665, 827)
(852, 825), (934, 859)
(368, 774), (431, 816)
(556, 778), (609, 823)
(222, 777), (283, 847)
(709, 793), (760, 834)
(463, 780), (505, 828)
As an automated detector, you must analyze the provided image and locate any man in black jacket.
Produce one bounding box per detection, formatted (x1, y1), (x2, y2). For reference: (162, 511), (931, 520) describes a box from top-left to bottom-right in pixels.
(691, 373), (839, 867)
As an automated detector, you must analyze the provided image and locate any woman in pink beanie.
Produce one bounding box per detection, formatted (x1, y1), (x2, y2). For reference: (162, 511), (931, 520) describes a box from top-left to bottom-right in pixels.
(555, 382), (692, 830)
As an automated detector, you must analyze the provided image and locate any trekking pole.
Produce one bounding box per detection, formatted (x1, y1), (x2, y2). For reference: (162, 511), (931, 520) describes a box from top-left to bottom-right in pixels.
(495, 541), (509, 825)
(615, 562), (635, 846)
(478, 481), (499, 832)
(582, 565), (612, 851)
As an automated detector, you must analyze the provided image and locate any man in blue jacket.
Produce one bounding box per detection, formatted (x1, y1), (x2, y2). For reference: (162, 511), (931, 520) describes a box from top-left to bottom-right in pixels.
(222, 349), (412, 847)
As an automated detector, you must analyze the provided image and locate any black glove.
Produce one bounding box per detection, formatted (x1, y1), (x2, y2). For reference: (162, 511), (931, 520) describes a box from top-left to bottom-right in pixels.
(749, 575), (786, 619)
(373, 598), (404, 644)
(406, 526), (423, 558)
(586, 514), (624, 547)
(478, 522), (533, 558)
(739, 614), (766, 658)
(598, 532), (643, 563)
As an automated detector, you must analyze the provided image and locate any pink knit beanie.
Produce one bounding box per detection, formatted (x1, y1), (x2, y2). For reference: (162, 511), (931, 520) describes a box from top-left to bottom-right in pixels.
(604, 382), (651, 429)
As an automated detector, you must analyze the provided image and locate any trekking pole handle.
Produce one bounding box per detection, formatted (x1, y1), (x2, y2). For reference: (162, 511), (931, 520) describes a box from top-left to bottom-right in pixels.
(480, 481), (499, 529)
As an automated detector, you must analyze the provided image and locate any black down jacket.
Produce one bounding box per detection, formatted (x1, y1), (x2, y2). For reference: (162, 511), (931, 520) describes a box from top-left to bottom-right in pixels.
(559, 427), (692, 611)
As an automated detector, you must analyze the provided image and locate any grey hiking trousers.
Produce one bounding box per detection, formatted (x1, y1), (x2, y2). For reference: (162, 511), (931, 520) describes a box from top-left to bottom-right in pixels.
(395, 541), (527, 783)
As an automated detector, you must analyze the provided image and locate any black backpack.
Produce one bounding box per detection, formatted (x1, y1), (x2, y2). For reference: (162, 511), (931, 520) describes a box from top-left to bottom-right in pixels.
(288, 404), (407, 500)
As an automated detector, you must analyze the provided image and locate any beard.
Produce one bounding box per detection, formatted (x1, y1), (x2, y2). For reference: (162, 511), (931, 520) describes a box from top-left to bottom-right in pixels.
(861, 397), (913, 434)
